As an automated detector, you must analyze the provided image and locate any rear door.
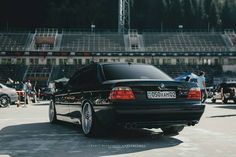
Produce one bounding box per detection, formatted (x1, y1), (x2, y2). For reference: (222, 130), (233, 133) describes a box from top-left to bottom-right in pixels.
(68, 64), (101, 119)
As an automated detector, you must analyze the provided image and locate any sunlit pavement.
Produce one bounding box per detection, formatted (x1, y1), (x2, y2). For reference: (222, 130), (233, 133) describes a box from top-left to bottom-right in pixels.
(0, 100), (236, 157)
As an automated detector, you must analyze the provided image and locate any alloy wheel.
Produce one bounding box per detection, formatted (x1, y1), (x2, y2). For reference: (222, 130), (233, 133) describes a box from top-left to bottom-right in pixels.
(82, 102), (93, 135)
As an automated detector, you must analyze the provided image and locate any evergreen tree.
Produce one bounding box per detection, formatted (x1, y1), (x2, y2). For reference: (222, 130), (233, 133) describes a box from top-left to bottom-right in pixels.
(168, 0), (183, 28)
(221, 0), (233, 29)
(183, 0), (196, 28)
(208, 0), (219, 29)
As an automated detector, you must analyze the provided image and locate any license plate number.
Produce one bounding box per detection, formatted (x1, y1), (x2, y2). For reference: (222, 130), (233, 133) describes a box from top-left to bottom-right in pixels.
(147, 91), (176, 99)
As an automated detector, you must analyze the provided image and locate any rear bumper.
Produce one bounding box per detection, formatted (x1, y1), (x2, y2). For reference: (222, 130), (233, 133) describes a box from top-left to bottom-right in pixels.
(93, 104), (205, 128)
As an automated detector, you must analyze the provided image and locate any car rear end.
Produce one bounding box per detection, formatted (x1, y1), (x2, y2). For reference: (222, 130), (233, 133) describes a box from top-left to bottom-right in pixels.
(94, 63), (205, 129)
(104, 80), (204, 128)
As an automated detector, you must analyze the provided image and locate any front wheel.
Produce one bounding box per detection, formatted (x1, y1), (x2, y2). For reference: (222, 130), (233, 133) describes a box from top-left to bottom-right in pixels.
(161, 126), (184, 135)
(0, 95), (10, 108)
(49, 100), (57, 123)
(81, 101), (101, 137)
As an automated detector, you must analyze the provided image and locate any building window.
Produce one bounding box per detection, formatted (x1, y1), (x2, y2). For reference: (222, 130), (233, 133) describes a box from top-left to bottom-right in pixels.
(29, 58), (39, 65)
(228, 59), (236, 65)
(85, 59), (90, 64)
(176, 58), (185, 65)
(59, 59), (68, 65)
(16, 58), (26, 65)
(141, 59), (146, 63)
(137, 59), (141, 63)
(125, 58), (134, 63)
(163, 59), (171, 65)
(154, 58), (159, 65)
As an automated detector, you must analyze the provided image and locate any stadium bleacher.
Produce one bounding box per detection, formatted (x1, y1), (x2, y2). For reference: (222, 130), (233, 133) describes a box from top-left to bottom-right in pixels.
(60, 32), (125, 52)
(143, 32), (228, 52)
(0, 65), (27, 83)
(0, 29), (235, 87)
(0, 33), (30, 51)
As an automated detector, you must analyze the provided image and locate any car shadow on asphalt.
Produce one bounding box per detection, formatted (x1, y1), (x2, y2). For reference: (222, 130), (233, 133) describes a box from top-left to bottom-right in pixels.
(0, 122), (183, 157)
(205, 101), (236, 105)
(207, 114), (236, 118)
(215, 105), (236, 110)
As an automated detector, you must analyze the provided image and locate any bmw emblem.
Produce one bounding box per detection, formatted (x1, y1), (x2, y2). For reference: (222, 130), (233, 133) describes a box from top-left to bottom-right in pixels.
(160, 83), (165, 89)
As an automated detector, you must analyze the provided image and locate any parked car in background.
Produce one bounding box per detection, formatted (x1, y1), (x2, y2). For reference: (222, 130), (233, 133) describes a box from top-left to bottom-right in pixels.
(206, 86), (214, 98)
(0, 83), (18, 107)
(49, 63), (205, 137)
(5, 83), (25, 102)
(211, 83), (236, 104)
(39, 87), (53, 100)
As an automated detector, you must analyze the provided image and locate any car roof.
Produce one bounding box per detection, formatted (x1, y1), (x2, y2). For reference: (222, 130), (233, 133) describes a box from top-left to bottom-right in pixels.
(98, 62), (149, 66)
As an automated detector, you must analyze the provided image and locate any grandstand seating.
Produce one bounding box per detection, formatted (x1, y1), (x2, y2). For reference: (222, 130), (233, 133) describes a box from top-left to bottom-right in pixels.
(143, 32), (228, 52)
(0, 30), (232, 52)
(60, 32), (125, 52)
(0, 33), (30, 51)
(0, 65), (27, 83)
(24, 65), (53, 87)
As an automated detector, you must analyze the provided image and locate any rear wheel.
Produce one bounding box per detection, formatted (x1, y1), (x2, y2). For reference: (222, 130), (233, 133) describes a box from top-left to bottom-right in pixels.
(49, 100), (57, 123)
(161, 126), (184, 135)
(0, 95), (10, 108)
(81, 101), (101, 137)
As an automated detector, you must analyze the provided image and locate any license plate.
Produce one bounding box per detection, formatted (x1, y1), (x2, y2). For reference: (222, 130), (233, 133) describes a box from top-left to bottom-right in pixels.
(147, 91), (176, 99)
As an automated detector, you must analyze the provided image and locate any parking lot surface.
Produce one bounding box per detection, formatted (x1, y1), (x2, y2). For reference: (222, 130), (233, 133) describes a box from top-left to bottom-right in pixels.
(0, 100), (236, 157)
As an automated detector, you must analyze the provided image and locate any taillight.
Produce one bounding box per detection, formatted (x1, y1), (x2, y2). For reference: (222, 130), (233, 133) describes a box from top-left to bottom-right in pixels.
(109, 87), (135, 100)
(187, 87), (201, 100)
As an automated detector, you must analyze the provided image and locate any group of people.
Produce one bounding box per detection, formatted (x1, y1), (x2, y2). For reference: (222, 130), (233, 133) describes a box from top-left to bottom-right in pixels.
(185, 71), (208, 103)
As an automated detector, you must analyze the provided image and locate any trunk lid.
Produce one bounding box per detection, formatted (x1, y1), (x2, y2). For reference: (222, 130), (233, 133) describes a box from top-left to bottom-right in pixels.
(103, 79), (200, 105)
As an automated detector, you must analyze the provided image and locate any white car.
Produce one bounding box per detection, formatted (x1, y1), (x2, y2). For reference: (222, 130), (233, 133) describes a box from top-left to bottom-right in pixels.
(0, 83), (18, 107)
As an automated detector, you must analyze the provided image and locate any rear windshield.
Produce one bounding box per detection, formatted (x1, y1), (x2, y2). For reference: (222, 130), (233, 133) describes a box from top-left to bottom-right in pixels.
(102, 64), (172, 81)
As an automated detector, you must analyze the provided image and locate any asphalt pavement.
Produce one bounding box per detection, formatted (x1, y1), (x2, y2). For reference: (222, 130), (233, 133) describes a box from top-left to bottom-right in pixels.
(0, 100), (236, 157)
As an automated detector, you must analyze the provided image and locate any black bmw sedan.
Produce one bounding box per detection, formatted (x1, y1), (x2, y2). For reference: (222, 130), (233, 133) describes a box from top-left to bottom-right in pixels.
(49, 63), (205, 137)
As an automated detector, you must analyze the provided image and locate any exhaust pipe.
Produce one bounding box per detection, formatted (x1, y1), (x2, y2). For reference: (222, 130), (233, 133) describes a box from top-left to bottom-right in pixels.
(124, 123), (137, 129)
(187, 121), (197, 126)
(125, 123), (131, 129)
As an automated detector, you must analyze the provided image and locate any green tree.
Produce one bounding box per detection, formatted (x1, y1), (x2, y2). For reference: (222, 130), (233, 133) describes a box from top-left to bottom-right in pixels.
(182, 0), (196, 28)
(221, 0), (233, 28)
(208, 0), (220, 29)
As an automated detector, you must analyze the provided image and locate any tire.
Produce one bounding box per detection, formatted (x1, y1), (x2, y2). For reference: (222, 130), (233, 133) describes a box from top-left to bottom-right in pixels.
(211, 99), (216, 103)
(49, 100), (57, 123)
(234, 99), (236, 104)
(0, 95), (10, 108)
(81, 101), (101, 137)
(161, 126), (184, 135)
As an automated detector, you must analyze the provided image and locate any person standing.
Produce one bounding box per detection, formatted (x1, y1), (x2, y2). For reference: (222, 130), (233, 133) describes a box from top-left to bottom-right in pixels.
(197, 71), (208, 103)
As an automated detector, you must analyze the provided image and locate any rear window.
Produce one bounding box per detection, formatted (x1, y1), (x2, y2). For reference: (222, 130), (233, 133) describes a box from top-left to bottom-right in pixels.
(102, 64), (172, 81)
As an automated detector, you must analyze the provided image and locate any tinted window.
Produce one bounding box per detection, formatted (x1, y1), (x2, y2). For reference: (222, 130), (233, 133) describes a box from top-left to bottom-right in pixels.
(67, 64), (99, 90)
(102, 64), (172, 80)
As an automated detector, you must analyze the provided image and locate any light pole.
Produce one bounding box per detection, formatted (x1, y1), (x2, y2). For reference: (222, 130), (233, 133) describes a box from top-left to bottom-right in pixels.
(91, 24), (96, 32)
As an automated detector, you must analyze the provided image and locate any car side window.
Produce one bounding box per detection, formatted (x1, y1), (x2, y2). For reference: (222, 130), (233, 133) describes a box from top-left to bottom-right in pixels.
(68, 64), (99, 90)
